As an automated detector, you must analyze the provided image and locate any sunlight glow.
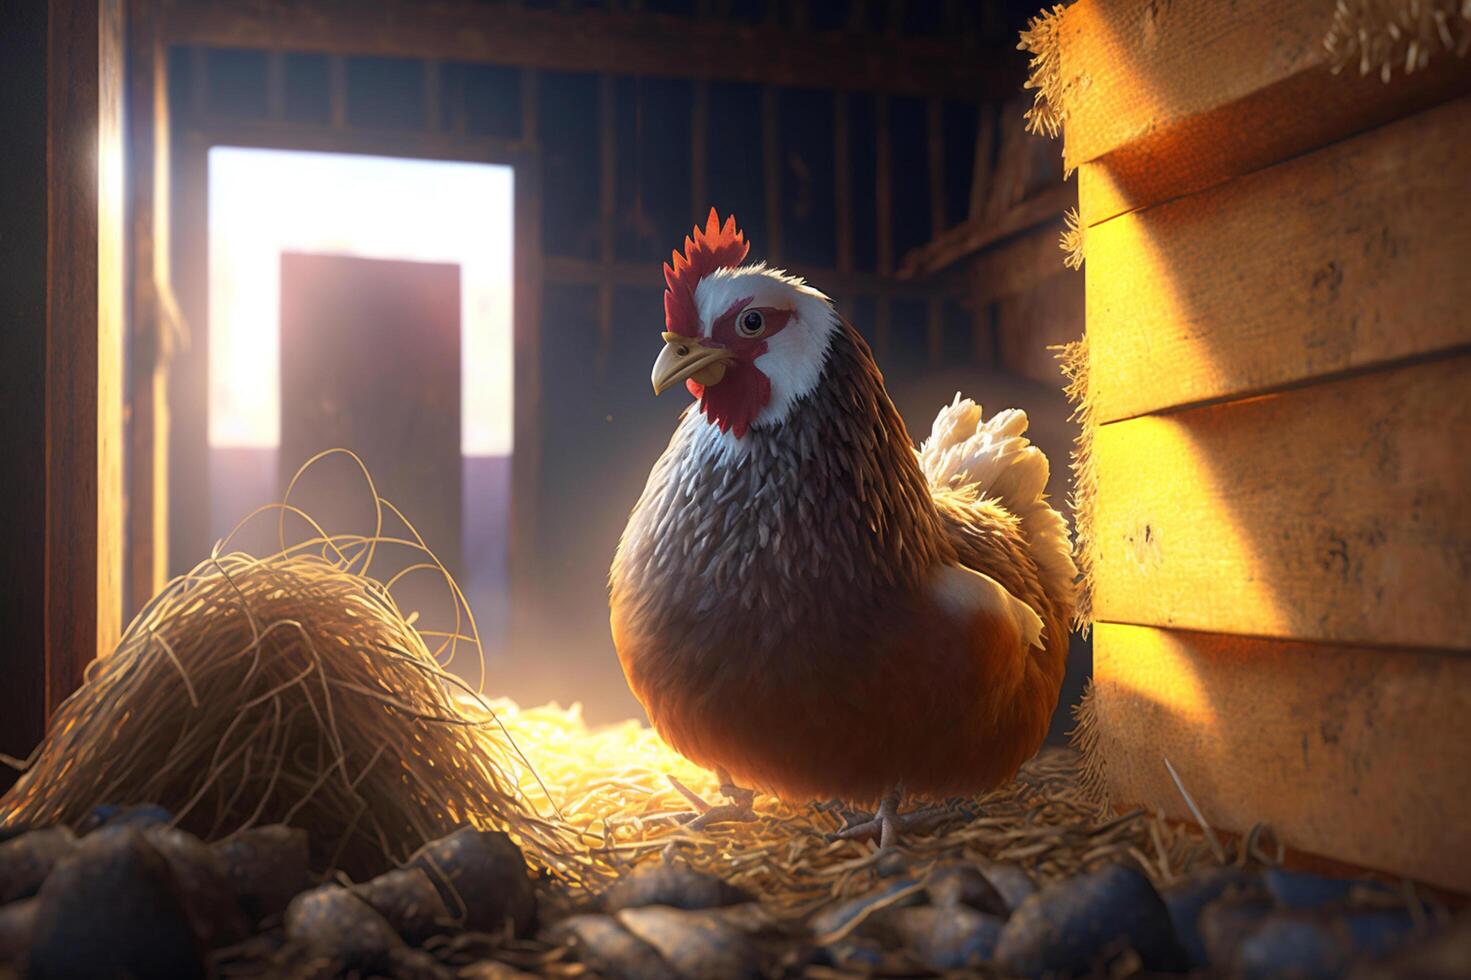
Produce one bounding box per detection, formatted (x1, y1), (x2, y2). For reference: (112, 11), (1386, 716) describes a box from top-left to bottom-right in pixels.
(208, 148), (514, 455)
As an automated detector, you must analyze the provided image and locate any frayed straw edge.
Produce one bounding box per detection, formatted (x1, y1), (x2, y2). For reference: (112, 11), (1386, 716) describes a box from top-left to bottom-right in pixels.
(1052, 335), (1096, 634)
(1060, 207), (1085, 270)
(1324, 0), (1471, 84)
(1019, 4), (1070, 140)
(1068, 680), (1110, 812)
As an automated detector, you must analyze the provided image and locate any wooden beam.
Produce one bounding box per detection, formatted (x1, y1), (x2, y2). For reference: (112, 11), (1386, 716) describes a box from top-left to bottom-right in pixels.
(520, 66), (537, 143)
(762, 86), (782, 266)
(542, 255), (944, 304)
(833, 91), (853, 274)
(690, 79), (707, 218)
(328, 53), (346, 129)
(926, 96), (945, 237)
(898, 181), (1072, 279)
(160, 0), (1018, 100)
(967, 104), (994, 220)
(964, 222), (1065, 307)
(124, 0), (174, 617)
(597, 73), (615, 375)
(425, 59), (443, 133)
(1085, 93), (1471, 424)
(1093, 353), (1471, 651)
(1091, 623), (1471, 893)
(2, 11), (132, 764)
(1053, 0), (1471, 226)
(875, 95), (893, 276)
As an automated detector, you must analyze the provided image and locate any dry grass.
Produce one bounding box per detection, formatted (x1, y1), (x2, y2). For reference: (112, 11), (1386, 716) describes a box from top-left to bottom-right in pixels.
(1325, 0), (1471, 82)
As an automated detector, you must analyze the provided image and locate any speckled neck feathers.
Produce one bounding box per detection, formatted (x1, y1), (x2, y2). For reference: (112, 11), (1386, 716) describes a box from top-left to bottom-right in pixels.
(611, 321), (948, 655)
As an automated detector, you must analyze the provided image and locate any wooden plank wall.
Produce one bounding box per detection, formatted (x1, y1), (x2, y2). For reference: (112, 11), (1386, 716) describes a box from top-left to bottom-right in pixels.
(1054, 0), (1471, 891)
(0, 0), (126, 781)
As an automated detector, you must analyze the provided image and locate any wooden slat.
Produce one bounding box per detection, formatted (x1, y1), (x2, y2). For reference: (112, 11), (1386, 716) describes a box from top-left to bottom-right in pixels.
(994, 270), (1083, 386)
(1091, 623), (1471, 892)
(1087, 94), (1471, 424)
(897, 181), (1071, 279)
(1092, 354), (1471, 650)
(926, 96), (945, 237)
(1054, 0), (1471, 225)
(833, 91), (853, 274)
(875, 95), (893, 275)
(160, 0), (1017, 100)
(542, 255), (942, 303)
(762, 86), (782, 266)
(966, 104), (995, 221)
(690, 79), (707, 221)
(597, 74), (615, 369)
(965, 223), (1065, 307)
(124, 0), (173, 616)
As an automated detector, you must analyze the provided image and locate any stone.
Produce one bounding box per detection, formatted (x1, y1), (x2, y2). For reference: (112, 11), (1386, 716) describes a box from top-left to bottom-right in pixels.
(352, 867), (450, 944)
(0, 899), (36, 963)
(1349, 908), (1471, 979)
(808, 877), (925, 940)
(602, 861), (752, 912)
(1199, 894), (1275, 972)
(615, 905), (764, 980)
(78, 803), (173, 835)
(28, 827), (204, 979)
(1162, 866), (1262, 968)
(144, 826), (250, 949)
(994, 862), (1183, 977)
(553, 913), (680, 980)
(976, 861), (1038, 912)
(284, 884), (404, 974)
(0, 827), (76, 904)
(409, 827), (536, 936)
(1235, 914), (1353, 980)
(879, 903), (1004, 971)
(213, 824), (311, 921)
(1265, 868), (1394, 910)
(923, 862), (1008, 916)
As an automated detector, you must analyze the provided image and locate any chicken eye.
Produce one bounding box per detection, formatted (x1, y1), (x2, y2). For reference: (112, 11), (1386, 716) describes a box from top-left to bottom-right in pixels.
(737, 309), (765, 337)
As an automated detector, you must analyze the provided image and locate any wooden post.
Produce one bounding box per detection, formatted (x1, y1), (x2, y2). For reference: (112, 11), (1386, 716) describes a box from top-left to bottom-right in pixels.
(124, 0), (174, 617)
(0, 0), (125, 774)
(875, 95), (893, 276)
(761, 86), (782, 265)
(926, 96), (945, 236)
(597, 73), (615, 375)
(328, 53), (346, 129)
(833, 91), (853, 274)
(691, 79), (707, 218)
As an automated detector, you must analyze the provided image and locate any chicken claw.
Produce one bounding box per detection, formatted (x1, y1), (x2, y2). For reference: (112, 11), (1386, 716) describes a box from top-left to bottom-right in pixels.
(667, 768), (757, 830)
(830, 788), (946, 849)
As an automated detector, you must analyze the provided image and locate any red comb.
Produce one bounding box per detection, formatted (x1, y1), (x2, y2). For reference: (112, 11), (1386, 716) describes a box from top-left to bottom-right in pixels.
(663, 208), (750, 337)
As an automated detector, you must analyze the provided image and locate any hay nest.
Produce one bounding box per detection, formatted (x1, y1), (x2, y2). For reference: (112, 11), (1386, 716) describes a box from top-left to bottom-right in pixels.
(0, 452), (585, 884)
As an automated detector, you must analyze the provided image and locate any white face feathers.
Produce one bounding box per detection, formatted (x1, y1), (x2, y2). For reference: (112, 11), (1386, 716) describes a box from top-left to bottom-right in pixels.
(691, 263), (841, 431)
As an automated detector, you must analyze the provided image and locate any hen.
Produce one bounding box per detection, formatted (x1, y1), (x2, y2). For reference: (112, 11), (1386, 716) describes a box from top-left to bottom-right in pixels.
(610, 210), (1076, 844)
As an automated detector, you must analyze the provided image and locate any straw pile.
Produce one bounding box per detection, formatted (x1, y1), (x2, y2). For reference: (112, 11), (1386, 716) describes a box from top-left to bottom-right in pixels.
(0, 452), (581, 884)
(1, 452), (1249, 919)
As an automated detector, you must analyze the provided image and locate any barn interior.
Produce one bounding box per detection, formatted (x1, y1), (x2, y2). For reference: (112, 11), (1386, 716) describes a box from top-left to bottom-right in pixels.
(2, 1), (1469, 978)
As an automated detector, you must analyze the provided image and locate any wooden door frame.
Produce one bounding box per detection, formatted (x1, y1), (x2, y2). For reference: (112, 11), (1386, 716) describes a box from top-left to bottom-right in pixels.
(167, 123), (542, 659)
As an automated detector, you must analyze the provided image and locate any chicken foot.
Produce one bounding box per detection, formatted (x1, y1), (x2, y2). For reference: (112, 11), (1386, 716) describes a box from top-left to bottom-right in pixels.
(831, 787), (947, 849)
(667, 767), (756, 829)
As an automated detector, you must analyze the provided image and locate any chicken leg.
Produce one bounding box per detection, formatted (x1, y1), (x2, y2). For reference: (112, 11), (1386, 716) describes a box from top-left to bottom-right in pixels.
(831, 787), (946, 849)
(668, 767), (756, 830)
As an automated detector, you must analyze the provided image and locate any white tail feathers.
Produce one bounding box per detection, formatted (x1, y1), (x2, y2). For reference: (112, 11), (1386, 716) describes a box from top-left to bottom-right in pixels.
(919, 394), (1077, 612)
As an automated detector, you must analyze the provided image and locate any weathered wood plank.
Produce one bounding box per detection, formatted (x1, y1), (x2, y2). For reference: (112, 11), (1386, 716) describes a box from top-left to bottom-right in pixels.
(1054, 0), (1471, 225)
(995, 270), (1083, 387)
(897, 181), (1071, 279)
(160, 0), (1017, 100)
(1092, 354), (1471, 650)
(1086, 94), (1471, 424)
(966, 223), (1066, 307)
(1090, 623), (1471, 892)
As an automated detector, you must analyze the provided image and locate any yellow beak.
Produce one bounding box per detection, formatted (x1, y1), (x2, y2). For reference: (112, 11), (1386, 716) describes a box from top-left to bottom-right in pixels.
(651, 332), (732, 396)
